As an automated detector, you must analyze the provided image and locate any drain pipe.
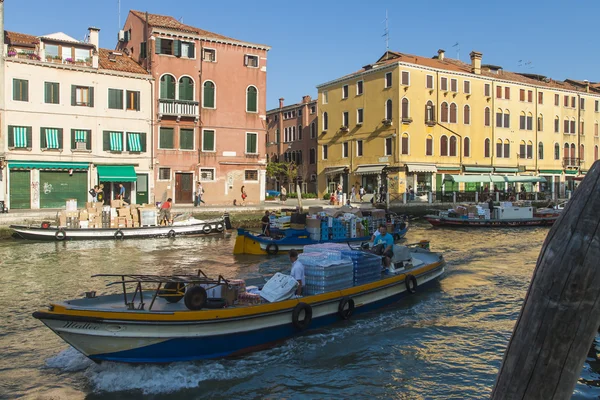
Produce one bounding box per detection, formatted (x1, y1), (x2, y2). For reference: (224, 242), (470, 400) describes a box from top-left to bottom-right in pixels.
(0, 0), (6, 203)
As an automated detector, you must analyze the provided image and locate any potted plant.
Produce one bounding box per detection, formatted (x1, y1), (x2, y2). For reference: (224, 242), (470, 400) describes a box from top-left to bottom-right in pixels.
(7, 50), (16, 57)
(52, 55), (62, 63)
(65, 57), (74, 64)
(28, 53), (41, 61)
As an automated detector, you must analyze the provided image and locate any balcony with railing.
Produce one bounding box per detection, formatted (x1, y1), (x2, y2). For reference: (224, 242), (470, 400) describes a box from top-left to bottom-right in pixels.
(562, 157), (580, 168)
(158, 99), (199, 121)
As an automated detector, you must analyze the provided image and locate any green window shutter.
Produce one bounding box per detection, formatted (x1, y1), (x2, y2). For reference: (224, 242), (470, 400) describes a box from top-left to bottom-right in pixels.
(135, 91), (140, 111)
(160, 128), (174, 149)
(140, 42), (147, 58)
(247, 133), (257, 153)
(174, 40), (182, 57)
(203, 130), (214, 151)
(168, 77), (175, 100)
(86, 130), (92, 150)
(71, 129), (76, 149)
(88, 86), (94, 107)
(57, 128), (63, 149)
(160, 77), (167, 99)
(178, 79), (185, 101)
(125, 90), (131, 110)
(155, 38), (162, 54)
(71, 85), (76, 106)
(23, 80), (29, 102)
(44, 82), (51, 103)
(180, 129), (194, 150)
(103, 131), (110, 151)
(26, 127), (32, 148)
(140, 132), (147, 152)
(40, 127), (47, 148)
(247, 86), (257, 112)
(8, 126), (14, 147)
(12, 79), (17, 100)
(203, 82), (214, 108)
(188, 43), (195, 58)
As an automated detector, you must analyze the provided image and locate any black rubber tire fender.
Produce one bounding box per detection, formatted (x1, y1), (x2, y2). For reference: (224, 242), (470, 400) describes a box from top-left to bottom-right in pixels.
(184, 285), (208, 310)
(205, 298), (227, 309)
(266, 243), (279, 255)
(216, 223), (224, 232)
(202, 224), (212, 234)
(159, 282), (185, 303)
(167, 229), (176, 238)
(338, 296), (355, 320)
(55, 229), (66, 241)
(292, 302), (313, 331)
(405, 274), (418, 294)
(114, 230), (124, 240)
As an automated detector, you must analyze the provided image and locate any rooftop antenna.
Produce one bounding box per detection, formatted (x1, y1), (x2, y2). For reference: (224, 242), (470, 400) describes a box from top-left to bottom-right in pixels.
(452, 42), (459, 60)
(179, 17), (184, 23)
(118, 0), (121, 29)
(382, 10), (390, 59)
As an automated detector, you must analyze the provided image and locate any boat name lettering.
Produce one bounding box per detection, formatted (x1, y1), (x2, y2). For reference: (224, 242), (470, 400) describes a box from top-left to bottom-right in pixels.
(62, 321), (100, 330)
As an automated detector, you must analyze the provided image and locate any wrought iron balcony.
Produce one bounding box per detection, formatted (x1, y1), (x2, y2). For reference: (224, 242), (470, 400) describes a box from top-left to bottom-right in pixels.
(158, 99), (199, 121)
(562, 157), (580, 168)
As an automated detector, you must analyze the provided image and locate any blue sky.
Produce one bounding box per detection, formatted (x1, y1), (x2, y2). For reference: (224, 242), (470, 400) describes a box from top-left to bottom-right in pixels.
(6, 0), (600, 110)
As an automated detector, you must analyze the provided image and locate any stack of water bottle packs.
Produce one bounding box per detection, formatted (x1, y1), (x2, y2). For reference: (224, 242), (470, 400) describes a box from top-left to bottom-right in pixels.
(299, 245), (354, 295)
(340, 249), (383, 285)
(320, 218), (348, 240)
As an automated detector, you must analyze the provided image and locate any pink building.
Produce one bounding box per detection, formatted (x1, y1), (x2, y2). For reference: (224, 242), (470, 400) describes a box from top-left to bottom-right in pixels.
(118, 11), (270, 204)
(266, 96), (318, 194)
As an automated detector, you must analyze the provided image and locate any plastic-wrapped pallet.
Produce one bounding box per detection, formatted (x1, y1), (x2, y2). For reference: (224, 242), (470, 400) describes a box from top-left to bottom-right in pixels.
(298, 246), (354, 295)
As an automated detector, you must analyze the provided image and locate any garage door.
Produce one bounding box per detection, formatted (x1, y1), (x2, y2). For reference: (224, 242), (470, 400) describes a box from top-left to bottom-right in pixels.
(9, 170), (31, 209)
(39, 171), (87, 208)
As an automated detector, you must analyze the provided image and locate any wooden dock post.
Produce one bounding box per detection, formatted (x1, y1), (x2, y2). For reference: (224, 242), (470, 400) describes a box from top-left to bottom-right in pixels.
(491, 160), (600, 400)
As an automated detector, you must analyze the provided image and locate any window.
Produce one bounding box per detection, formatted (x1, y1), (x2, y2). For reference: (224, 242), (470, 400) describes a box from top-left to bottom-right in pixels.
(160, 75), (176, 99)
(527, 90), (533, 103)
(555, 94), (560, 106)
(580, 120), (585, 135)
(581, 98), (585, 110)
(570, 118), (576, 134)
(526, 113), (533, 131)
(538, 92), (544, 104)
(564, 118), (570, 134)
(571, 97), (576, 108)
(402, 98), (409, 119)
(245, 170), (258, 181)
(311, 122), (317, 138)
(44, 82), (59, 104)
(596, 145), (599, 161)
(426, 75), (434, 89)
(484, 83), (491, 97)
(180, 128), (194, 150)
(595, 122), (599, 137)
(441, 102), (449, 123)
(504, 87), (510, 100)
(555, 116), (560, 133)
(520, 112), (526, 130)
(71, 129), (91, 150)
(401, 133), (409, 155)
(71, 85), (94, 107)
(342, 84), (349, 99)
(323, 112), (328, 130)
(520, 89), (525, 102)
(463, 80), (471, 94)
(484, 138), (490, 158)
(425, 101), (434, 123)
(596, 100), (599, 112)
(45, 44), (59, 58)
(357, 140), (363, 157)
(357, 80), (363, 95)
(496, 139), (503, 158)
(103, 131), (123, 151)
(484, 107), (490, 127)
(158, 168), (171, 180)
(40, 127), (63, 149)
(440, 135), (448, 156)
(12, 79), (28, 102)
(203, 48), (216, 62)
(538, 142), (544, 160)
(580, 144), (585, 160)
(519, 141), (526, 159)
(464, 137), (470, 157)
(385, 99), (393, 120)
(244, 55), (259, 68)
(199, 168), (215, 181)
(323, 91), (328, 104)
(180, 41), (195, 58)
(440, 77), (448, 91)
(449, 103), (457, 123)
(178, 77), (194, 101)
(385, 137), (392, 156)
(342, 111), (349, 127)
(246, 86), (258, 113)
(298, 125), (303, 140)
(126, 132), (146, 152)
(158, 127), (174, 149)
(554, 143), (560, 160)
(385, 72), (392, 88)
(108, 88), (123, 109)
(503, 140), (510, 159)
(504, 110), (510, 128)
(155, 38), (174, 55)
(449, 136), (457, 156)
(463, 105), (470, 124)
(140, 41), (147, 58)
(246, 132), (258, 154)
(426, 135), (433, 156)
(322, 144), (328, 160)
(342, 142), (348, 158)
(527, 141), (533, 159)
(126, 90), (140, 111)
(564, 95), (569, 107)
(496, 86), (502, 99)
(203, 81), (215, 108)
(401, 71), (410, 86)
(496, 109), (503, 128)
(309, 148), (316, 164)
(536, 114), (543, 131)
(450, 79), (457, 92)
(310, 105), (316, 114)
(292, 126), (296, 141)
(357, 108), (364, 124)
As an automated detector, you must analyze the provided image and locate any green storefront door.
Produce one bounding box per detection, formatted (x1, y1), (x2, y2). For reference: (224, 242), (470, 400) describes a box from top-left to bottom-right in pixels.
(136, 174), (148, 205)
(39, 171), (87, 208)
(9, 170), (31, 209)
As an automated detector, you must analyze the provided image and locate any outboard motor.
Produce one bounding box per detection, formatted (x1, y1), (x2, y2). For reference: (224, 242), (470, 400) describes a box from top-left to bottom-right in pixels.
(223, 212), (232, 230)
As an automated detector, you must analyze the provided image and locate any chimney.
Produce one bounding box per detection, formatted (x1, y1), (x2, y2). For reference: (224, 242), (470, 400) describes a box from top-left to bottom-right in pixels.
(584, 80), (590, 92)
(470, 51), (482, 75)
(302, 95), (311, 104)
(88, 27), (100, 50)
(437, 49), (445, 61)
(279, 98), (284, 108)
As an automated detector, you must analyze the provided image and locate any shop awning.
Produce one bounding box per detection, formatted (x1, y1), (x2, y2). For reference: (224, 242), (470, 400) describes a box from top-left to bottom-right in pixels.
(96, 165), (137, 182)
(444, 174), (492, 183)
(504, 176), (546, 183)
(539, 169), (563, 175)
(565, 170), (578, 175)
(495, 167), (519, 173)
(354, 165), (386, 175)
(464, 166), (493, 173)
(9, 161), (89, 170)
(436, 165), (461, 172)
(490, 175), (507, 183)
(324, 166), (347, 176)
(406, 164), (437, 173)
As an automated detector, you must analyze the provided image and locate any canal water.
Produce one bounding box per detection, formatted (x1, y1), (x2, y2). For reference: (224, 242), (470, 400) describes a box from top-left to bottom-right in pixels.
(1, 223), (599, 399)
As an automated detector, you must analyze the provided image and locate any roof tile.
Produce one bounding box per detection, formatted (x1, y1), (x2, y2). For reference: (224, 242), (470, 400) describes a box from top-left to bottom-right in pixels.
(98, 48), (149, 75)
(5, 30), (39, 46)
(130, 10), (235, 41)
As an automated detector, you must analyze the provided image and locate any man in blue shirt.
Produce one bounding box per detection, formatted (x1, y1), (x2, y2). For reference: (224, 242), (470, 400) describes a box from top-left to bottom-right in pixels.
(372, 224), (394, 267)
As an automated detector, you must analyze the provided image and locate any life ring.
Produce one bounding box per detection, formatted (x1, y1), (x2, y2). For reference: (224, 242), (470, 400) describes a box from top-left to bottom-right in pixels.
(338, 296), (355, 320)
(114, 230), (124, 240)
(405, 274), (418, 294)
(55, 229), (66, 241)
(167, 230), (176, 238)
(184, 286), (208, 310)
(158, 282), (185, 303)
(202, 224), (212, 234)
(216, 223), (224, 232)
(205, 298), (227, 309)
(265, 243), (279, 255)
(292, 302), (313, 331)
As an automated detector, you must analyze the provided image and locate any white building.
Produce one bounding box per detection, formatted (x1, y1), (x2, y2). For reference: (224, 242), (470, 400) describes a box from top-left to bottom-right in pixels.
(1, 27), (153, 209)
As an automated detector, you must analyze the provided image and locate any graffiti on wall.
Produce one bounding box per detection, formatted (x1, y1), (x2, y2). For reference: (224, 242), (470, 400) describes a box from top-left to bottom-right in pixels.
(43, 182), (53, 194)
(31, 181), (39, 204)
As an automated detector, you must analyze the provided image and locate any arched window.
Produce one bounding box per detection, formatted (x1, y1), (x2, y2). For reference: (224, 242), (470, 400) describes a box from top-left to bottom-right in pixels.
(425, 101), (434, 122)
(580, 144), (585, 160)
(441, 102), (449, 123)
(519, 111), (526, 130)
(246, 86), (258, 112)
(503, 139), (510, 158)
(570, 117), (576, 134)
(563, 143), (570, 159)
(527, 140), (533, 159)
(595, 145), (599, 161)
(178, 76), (194, 101)
(385, 99), (393, 120)
(449, 103), (457, 123)
(309, 148), (316, 164)
(519, 140), (526, 159)
(595, 121), (599, 137)
(440, 135), (448, 156)
(401, 133), (409, 155)
(496, 139), (503, 158)
(297, 150), (303, 165)
(538, 142), (544, 160)
(580, 118), (585, 135)
(538, 114), (543, 131)
(203, 81), (215, 108)
(449, 136), (457, 156)
(496, 108), (503, 127)
(426, 135), (433, 156)
(564, 117), (570, 134)
(323, 112), (328, 130)
(484, 107), (490, 127)
(484, 138), (490, 158)
(160, 74), (176, 99)
(526, 112), (533, 130)
(554, 143), (560, 160)
(463, 137), (470, 157)
(311, 122), (316, 138)
(570, 143), (576, 159)
(463, 105), (470, 125)
(504, 109), (510, 128)
(554, 116), (560, 133)
(402, 98), (409, 119)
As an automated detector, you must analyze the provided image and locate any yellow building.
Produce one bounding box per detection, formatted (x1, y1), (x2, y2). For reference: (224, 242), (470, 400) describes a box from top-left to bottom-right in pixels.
(316, 49), (599, 199)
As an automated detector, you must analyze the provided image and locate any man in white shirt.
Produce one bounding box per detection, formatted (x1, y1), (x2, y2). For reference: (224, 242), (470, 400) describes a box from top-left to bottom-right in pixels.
(289, 249), (305, 295)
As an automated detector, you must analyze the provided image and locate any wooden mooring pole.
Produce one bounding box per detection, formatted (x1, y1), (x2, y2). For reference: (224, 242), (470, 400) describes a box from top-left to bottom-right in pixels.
(491, 159), (600, 400)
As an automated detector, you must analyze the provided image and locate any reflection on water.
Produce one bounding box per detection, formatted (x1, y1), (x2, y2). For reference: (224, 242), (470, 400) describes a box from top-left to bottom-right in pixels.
(0, 223), (598, 399)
